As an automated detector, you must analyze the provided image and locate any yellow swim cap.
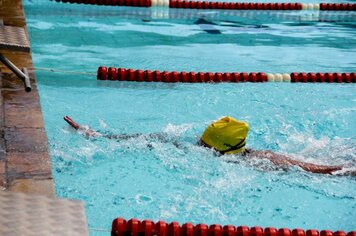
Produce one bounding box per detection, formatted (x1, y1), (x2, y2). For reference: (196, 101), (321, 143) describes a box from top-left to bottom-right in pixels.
(200, 117), (249, 154)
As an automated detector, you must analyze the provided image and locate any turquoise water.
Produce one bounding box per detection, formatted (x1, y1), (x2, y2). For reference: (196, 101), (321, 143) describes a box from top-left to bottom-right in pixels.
(24, 1), (356, 235)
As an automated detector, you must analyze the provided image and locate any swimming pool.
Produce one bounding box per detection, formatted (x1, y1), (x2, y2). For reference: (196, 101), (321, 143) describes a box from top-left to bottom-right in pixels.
(23, 1), (356, 235)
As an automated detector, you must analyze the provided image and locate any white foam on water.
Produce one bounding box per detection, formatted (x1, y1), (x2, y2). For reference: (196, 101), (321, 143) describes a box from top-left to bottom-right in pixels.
(278, 130), (355, 166)
(162, 123), (193, 137)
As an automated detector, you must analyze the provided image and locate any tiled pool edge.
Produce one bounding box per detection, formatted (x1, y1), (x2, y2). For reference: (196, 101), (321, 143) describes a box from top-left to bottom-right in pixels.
(0, 0), (55, 197)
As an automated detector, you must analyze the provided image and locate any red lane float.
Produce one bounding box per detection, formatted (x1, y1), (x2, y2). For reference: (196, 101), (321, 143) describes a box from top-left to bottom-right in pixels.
(169, 1), (303, 10)
(112, 218), (355, 236)
(169, 1), (356, 11)
(319, 3), (355, 11)
(98, 67), (267, 83)
(290, 72), (355, 83)
(53, 0), (356, 11)
(97, 66), (356, 83)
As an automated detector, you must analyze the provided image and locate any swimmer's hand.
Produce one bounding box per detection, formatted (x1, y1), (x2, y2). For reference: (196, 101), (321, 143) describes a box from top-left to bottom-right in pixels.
(64, 116), (101, 138)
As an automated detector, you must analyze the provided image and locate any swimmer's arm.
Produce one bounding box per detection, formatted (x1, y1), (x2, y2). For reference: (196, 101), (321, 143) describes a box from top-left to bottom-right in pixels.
(247, 150), (343, 175)
(64, 116), (101, 137)
(64, 116), (131, 139)
(64, 116), (163, 140)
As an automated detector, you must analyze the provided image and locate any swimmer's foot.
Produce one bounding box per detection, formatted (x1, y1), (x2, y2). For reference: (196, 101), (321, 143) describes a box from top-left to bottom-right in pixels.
(64, 116), (80, 130)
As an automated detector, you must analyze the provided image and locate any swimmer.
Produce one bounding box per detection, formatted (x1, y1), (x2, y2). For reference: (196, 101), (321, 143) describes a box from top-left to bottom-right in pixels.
(64, 115), (350, 175)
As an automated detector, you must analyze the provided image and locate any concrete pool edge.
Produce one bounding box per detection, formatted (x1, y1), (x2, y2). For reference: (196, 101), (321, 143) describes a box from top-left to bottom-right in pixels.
(0, 0), (54, 197)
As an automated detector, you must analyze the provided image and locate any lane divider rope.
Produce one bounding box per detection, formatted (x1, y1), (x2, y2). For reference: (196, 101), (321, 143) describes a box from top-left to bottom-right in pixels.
(97, 66), (356, 83)
(53, 0), (356, 11)
(111, 218), (356, 236)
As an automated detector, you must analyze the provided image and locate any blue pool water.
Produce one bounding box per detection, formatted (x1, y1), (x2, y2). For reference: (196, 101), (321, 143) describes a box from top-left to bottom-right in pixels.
(24, 1), (356, 235)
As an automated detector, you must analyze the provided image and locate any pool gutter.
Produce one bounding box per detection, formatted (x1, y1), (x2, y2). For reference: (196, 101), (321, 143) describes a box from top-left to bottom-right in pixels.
(0, 0), (54, 197)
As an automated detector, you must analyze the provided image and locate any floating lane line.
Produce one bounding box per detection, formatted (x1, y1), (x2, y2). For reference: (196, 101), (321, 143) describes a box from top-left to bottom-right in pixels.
(97, 67), (356, 83)
(53, 1), (356, 11)
(111, 218), (356, 236)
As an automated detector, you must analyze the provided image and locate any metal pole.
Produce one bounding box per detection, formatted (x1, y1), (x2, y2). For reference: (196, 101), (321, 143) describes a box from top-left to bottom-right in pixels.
(22, 68), (32, 92)
(0, 53), (31, 92)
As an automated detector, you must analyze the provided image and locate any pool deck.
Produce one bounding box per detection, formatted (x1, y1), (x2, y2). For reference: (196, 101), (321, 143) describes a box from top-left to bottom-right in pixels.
(0, 190), (89, 236)
(0, 0), (54, 196)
